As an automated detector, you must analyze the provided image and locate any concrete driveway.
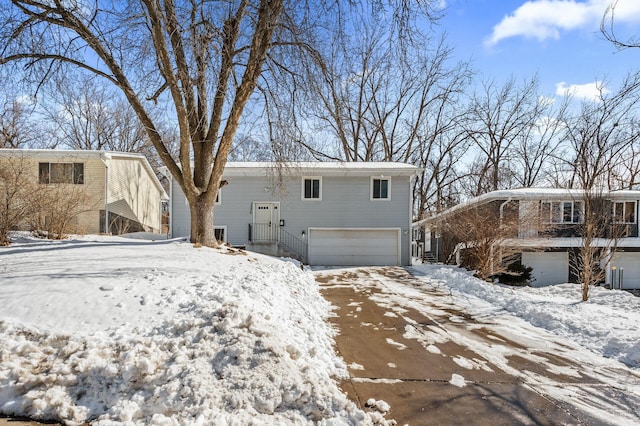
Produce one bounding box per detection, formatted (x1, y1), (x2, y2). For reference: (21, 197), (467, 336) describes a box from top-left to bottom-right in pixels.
(315, 266), (640, 425)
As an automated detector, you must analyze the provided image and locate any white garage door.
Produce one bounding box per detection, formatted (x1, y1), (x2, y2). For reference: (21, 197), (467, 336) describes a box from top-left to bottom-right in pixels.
(308, 228), (400, 266)
(521, 252), (569, 287)
(610, 252), (640, 289)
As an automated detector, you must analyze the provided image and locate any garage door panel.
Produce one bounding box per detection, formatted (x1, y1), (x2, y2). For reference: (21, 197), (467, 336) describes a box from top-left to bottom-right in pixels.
(309, 228), (400, 266)
(312, 240), (397, 253)
(521, 252), (569, 287)
(311, 254), (393, 266)
(610, 253), (640, 289)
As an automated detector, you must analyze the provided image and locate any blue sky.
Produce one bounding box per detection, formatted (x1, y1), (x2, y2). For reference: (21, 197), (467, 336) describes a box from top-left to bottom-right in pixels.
(439, 0), (640, 99)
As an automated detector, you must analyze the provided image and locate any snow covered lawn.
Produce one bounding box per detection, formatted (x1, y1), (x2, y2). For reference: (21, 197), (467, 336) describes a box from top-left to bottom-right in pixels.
(411, 263), (640, 369)
(0, 234), (367, 425)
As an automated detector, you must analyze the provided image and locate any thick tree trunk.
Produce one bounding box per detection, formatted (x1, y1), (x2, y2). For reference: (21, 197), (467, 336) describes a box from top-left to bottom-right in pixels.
(189, 194), (217, 247)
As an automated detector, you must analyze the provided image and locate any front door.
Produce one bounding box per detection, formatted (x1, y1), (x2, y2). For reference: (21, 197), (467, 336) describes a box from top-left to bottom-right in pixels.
(253, 202), (280, 242)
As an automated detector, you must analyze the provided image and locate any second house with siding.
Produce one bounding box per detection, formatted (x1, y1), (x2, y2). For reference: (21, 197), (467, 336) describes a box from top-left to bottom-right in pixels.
(164, 162), (419, 265)
(0, 149), (167, 235)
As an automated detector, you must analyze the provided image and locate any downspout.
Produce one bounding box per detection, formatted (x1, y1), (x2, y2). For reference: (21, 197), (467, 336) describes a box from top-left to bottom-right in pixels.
(499, 198), (512, 224)
(408, 173), (414, 266)
(605, 247), (613, 288)
(168, 174), (173, 238)
(100, 154), (109, 234)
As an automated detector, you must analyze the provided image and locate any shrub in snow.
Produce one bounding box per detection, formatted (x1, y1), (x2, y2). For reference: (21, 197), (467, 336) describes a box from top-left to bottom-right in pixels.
(494, 262), (533, 286)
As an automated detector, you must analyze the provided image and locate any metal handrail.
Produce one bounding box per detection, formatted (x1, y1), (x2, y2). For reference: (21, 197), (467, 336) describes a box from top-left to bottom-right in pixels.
(248, 222), (307, 262)
(279, 227), (308, 263)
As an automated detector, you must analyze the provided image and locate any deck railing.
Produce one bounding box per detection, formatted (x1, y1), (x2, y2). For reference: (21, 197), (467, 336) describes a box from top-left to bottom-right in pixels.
(517, 223), (639, 239)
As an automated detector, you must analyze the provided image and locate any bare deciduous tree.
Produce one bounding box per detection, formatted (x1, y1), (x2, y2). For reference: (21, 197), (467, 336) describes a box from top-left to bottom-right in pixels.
(291, 9), (472, 220)
(295, 7), (458, 163)
(0, 96), (38, 148)
(610, 120), (640, 189)
(44, 77), (154, 153)
(511, 96), (568, 188)
(570, 192), (616, 301)
(557, 74), (640, 300)
(228, 134), (272, 161)
(41, 76), (177, 177)
(461, 76), (541, 196)
(1, 0), (440, 246)
(0, 0), (287, 247)
(562, 75), (640, 190)
(434, 200), (534, 281)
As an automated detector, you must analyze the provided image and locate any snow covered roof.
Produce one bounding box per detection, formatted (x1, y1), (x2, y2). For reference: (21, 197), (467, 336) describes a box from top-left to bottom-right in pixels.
(222, 161), (420, 177)
(0, 148), (146, 161)
(413, 188), (640, 227)
(158, 161), (420, 178)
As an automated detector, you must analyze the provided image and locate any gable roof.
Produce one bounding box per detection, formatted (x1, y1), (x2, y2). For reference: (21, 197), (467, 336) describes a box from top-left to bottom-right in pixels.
(0, 149), (166, 198)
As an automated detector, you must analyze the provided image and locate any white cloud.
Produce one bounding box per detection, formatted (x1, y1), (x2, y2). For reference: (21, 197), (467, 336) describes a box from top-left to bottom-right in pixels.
(607, 0), (640, 23)
(486, 0), (640, 47)
(555, 81), (609, 101)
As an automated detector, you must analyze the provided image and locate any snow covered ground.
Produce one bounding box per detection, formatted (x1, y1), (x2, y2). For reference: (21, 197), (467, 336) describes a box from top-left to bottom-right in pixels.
(0, 234), (370, 425)
(410, 263), (640, 369)
(2, 233), (639, 425)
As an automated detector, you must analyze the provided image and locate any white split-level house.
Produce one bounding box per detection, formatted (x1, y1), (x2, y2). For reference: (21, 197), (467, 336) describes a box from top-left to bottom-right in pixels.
(164, 162), (420, 265)
(0, 149), (167, 234)
(414, 188), (640, 289)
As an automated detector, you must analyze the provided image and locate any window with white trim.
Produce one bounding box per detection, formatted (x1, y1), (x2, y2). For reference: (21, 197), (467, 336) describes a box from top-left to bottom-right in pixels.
(371, 177), (390, 200)
(215, 189), (222, 205)
(214, 226), (226, 242)
(38, 162), (84, 184)
(540, 200), (583, 224)
(613, 201), (636, 223)
(302, 177), (321, 200)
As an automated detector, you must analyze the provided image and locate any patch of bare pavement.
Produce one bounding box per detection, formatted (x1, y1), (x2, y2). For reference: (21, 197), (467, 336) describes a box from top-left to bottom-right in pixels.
(316, 266), (640, 426)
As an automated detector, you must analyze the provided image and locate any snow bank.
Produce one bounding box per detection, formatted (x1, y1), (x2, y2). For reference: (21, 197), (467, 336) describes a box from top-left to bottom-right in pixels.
(0, 235), (366, 425)
(411, 264), (640, 369)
